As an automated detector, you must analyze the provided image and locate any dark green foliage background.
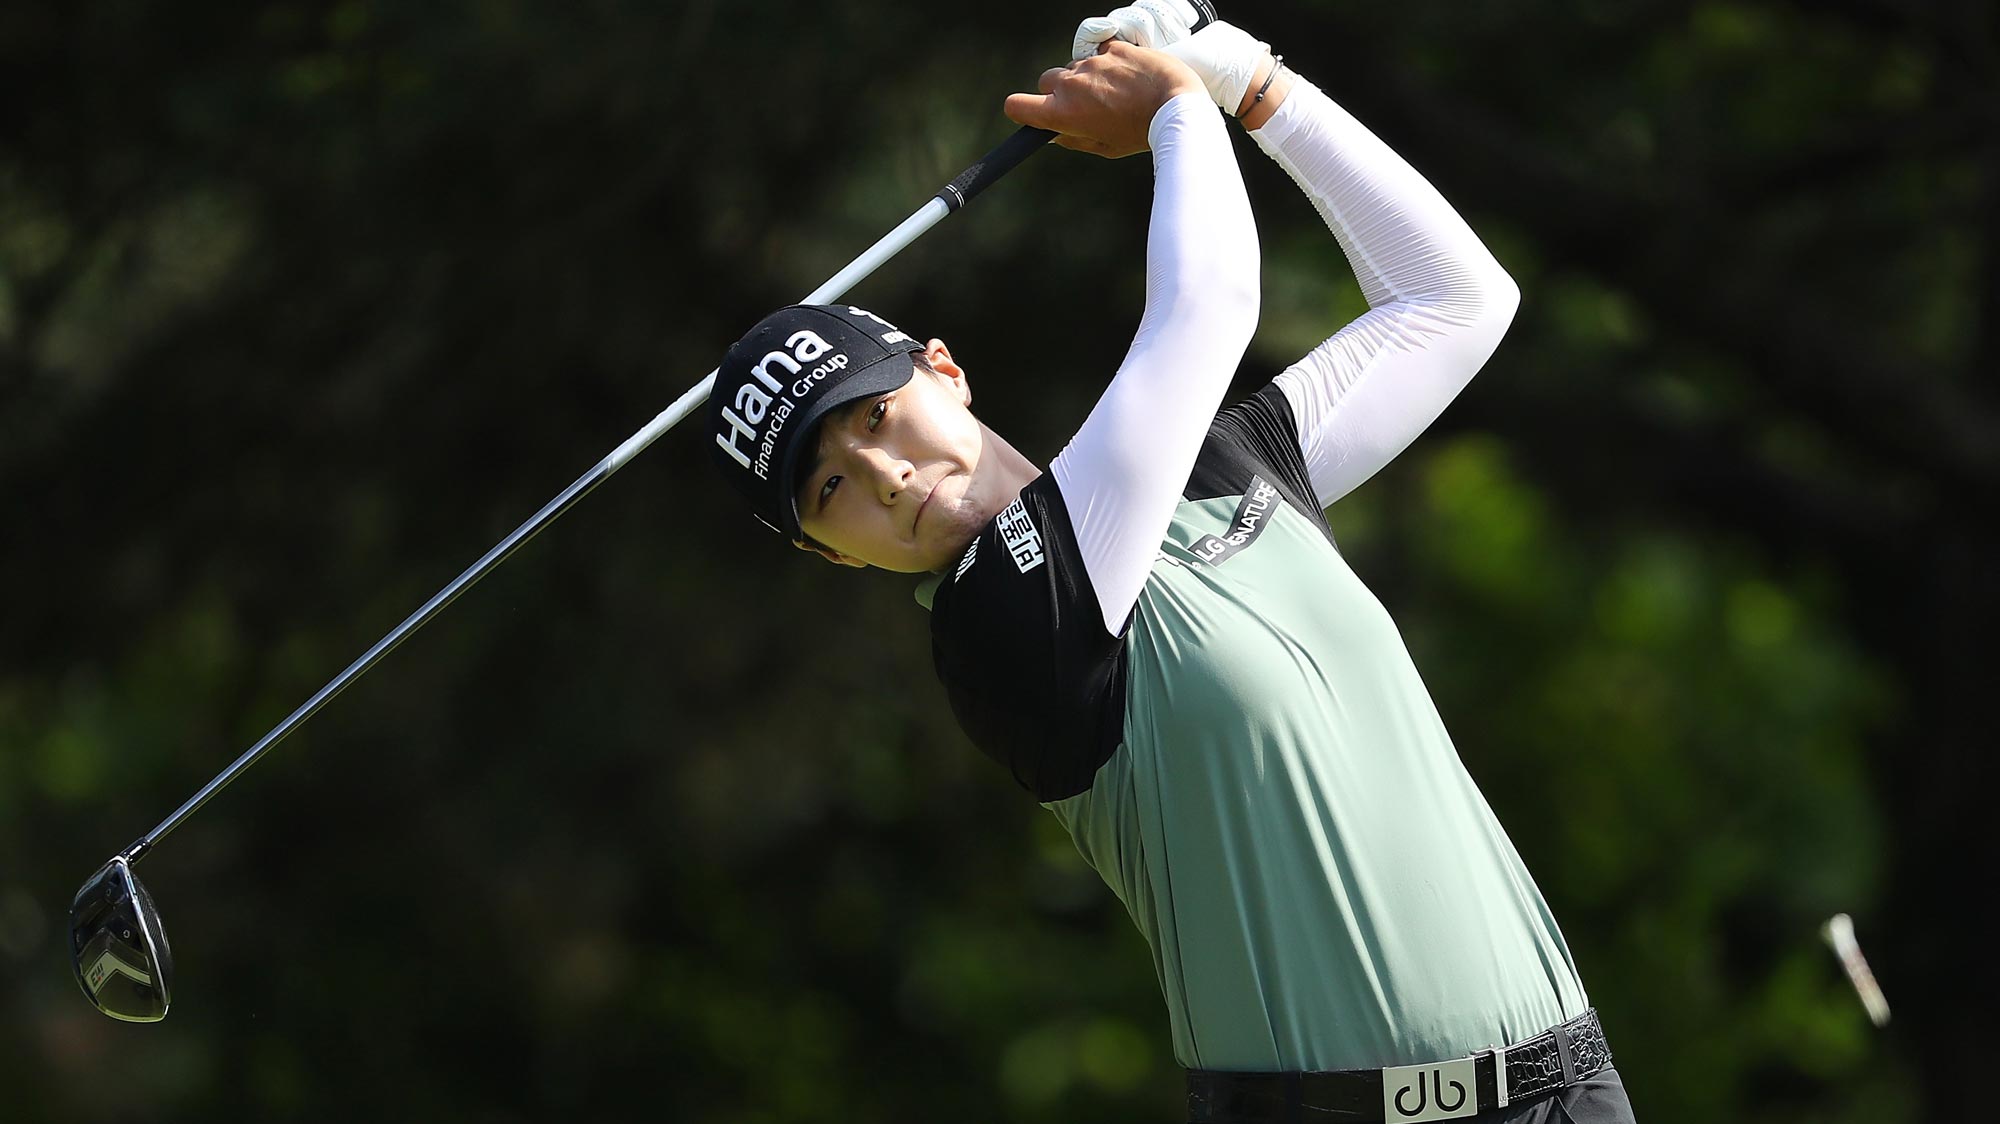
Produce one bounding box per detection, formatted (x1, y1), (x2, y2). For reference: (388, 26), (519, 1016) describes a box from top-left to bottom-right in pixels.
(3, 1), (1991, 1120)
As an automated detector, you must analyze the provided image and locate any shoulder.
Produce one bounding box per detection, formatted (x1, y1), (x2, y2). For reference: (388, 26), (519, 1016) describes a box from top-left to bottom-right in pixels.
(930, 477), (1127, 801)
(930, 477), (1070, 623)
(1187, 382), (1323, 527)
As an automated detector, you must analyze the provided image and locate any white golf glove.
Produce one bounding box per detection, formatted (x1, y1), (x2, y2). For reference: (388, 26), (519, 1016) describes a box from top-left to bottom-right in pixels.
(1072, 0), (1201, 55)
(1072, 6), (1270, 116)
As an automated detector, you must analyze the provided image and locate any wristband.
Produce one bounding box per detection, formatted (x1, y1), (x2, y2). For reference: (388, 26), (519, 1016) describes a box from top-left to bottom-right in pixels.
(1254, 55), (1284, 105)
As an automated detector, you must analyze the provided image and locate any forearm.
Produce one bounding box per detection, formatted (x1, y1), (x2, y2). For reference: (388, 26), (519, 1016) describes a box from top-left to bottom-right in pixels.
(1131, 91), (1261, 381)
(1236, 53), (1294, 129)
(1052, 91), (1260, 633)
(1254, 74), (1515, 312)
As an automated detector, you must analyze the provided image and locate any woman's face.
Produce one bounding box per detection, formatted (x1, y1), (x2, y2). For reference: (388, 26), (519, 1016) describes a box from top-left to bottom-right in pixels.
(793, 340), (1006, 573)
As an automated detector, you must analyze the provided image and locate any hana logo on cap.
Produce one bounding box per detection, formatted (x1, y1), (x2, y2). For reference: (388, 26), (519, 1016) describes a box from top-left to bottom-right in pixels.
(707, 304), (922, 538)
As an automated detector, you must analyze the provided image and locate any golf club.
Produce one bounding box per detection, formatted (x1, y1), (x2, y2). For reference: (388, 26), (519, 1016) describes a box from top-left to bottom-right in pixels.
(68, 4), (1219, 1024)
(63, 137), (1053, 1026)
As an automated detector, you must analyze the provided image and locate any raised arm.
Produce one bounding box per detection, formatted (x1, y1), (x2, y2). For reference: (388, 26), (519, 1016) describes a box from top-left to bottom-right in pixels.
(1253, 73), (1520, 507)
(1007, 44), (1261, 635)
(1066, 11), (1516, 511)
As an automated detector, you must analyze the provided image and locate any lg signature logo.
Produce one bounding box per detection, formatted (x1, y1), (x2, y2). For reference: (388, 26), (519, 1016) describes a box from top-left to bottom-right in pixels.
(1382, 1058), (1477, 1122)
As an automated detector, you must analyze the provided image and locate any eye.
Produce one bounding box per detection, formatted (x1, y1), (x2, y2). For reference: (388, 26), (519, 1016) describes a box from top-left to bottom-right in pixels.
(867, 398), (889, 430)
(819, 475), (842, 507)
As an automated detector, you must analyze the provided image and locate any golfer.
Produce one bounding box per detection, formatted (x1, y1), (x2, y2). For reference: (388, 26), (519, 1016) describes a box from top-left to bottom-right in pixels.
(707, 9), (1636, 1122)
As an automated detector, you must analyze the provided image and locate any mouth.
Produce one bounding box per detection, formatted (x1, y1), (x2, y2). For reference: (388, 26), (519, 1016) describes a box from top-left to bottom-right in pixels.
(913, 472), (951, 538)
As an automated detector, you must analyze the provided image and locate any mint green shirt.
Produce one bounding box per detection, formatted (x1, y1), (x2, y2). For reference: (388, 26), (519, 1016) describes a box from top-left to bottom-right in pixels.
(1046, 489), (1587, 1071)
(927, 389), (1588, 1074)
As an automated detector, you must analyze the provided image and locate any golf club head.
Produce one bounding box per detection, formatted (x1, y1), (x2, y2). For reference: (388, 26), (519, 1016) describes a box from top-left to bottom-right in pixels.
(69, 856), (173, 1022)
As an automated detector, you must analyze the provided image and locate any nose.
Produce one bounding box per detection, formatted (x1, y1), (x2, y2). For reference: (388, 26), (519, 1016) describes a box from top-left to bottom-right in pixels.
(856, 446), (915, 504)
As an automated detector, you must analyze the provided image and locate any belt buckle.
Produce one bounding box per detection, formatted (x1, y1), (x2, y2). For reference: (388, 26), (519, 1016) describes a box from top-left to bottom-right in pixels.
(1488, 1043), (1509, 1108)
(1380, 1057), (1478, 1122)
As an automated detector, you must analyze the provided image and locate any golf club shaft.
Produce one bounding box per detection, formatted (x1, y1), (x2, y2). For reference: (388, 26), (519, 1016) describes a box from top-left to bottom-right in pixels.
(123, 125), (1060, 865)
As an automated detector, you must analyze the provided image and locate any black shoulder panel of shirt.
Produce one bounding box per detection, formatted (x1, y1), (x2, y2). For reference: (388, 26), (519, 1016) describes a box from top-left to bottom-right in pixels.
(929, 381), (1327, 802)
(1192, 382), (1333, 550)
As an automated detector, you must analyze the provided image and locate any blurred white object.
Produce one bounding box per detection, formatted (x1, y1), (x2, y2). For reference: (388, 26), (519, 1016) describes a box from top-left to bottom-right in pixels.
(1822, 913), (1892, 1027)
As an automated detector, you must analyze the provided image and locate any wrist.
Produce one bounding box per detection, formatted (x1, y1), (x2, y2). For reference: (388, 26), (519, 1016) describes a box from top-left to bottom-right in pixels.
(1237, 55), (1293, 129)
(1165, 75), (1207, 106)
(1232, 54), (1272, 117)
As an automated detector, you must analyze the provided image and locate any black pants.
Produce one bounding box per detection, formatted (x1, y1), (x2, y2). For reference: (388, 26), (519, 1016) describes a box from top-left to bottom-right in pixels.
(1462, 1065), (1635, 1124)
(1184, 1065), (1636, 1124)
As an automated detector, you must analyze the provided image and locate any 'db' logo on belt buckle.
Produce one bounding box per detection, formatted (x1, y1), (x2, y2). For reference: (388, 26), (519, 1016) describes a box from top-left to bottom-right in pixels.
(1382, 1057), (1477, 1122)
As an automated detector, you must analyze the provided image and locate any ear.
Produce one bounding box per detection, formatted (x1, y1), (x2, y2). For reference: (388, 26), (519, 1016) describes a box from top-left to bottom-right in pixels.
(924, 338), (969, 407)
(793, 538), (869, 568)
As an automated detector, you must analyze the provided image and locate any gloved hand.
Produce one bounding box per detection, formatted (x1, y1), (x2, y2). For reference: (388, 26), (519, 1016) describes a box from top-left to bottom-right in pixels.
(1071, 0), (1201, 56)
(1072, 6), (1269, 116)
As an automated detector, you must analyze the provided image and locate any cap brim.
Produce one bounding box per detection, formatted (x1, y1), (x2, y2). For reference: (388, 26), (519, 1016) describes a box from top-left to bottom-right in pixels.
(773, 355), (919, 540)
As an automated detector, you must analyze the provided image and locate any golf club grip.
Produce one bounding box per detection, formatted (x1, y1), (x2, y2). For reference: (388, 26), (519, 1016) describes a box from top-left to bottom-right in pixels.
(931, 1), (1218, 212)
(935, 125), (1058, 212)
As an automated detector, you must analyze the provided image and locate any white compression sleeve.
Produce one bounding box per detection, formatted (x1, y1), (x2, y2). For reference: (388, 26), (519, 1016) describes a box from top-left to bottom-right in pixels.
(1049, 92), (1260, 636)
(1254, 77), (1519, 507)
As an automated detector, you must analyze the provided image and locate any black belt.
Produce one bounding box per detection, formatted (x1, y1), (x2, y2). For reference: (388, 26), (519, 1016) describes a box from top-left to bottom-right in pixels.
(1187, 1008), (1612, 1123)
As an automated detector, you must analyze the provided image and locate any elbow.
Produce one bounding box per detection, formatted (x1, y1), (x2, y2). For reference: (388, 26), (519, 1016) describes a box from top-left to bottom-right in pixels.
(1153, 252), (1260, 354)
(1191, 194), (1261, 345)
(1445, 258), (1518, 363)
(1413, 248), (1518, 341)
(1202, 277), (1261, 362)
(1429, 258), (1519, 385)
(1218, 267), (1262, 347)
(1474, 256), (1521, 333)
(1489, 264), (1522, 329)
(1460, 263), (1520, 381)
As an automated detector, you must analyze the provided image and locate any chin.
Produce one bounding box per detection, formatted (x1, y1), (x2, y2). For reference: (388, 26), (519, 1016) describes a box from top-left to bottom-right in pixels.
(934, 501), (987, 555)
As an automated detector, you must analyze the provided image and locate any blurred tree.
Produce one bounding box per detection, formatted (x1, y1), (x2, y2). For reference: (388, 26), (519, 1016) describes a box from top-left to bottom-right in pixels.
(4, 0), (1987, 1120)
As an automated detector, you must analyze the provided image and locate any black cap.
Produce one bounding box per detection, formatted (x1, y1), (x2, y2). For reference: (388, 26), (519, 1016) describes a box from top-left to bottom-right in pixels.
(707, 304), (924, 540)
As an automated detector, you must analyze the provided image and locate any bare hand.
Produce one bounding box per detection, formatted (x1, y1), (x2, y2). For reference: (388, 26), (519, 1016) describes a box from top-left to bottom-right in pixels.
(1002, 41), (1205, 159)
